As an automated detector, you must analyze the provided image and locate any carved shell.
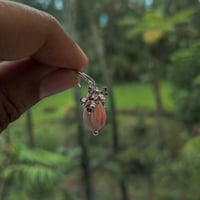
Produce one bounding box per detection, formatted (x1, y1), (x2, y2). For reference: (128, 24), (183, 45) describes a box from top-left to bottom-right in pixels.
(83, 102), (107, 135)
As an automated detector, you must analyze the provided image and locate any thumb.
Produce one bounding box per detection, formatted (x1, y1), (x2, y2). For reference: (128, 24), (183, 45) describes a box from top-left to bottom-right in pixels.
(0, 59), (79, 131)
(39, 68), (79, 99)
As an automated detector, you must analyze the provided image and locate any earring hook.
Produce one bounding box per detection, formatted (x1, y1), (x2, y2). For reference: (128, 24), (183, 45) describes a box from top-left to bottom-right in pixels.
(78, 72), (96, 86)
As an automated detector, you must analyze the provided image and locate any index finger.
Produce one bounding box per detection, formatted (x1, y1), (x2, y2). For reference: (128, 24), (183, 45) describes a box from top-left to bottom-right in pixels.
(0, 0), (88, 69)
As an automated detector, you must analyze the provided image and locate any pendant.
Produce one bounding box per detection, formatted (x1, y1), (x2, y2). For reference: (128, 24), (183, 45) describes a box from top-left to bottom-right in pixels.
(79, 72), (108, 136)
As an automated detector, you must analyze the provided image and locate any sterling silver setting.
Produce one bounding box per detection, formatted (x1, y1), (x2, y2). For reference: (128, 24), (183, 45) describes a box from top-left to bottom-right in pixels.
(78, 72), (108, 135)
(79, 72), (108, 114)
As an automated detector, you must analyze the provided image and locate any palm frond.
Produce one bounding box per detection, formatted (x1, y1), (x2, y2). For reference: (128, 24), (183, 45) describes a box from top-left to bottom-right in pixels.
(3, 163), (63, 187)
(170, 8), (196, 24)
(15, 145), (78, 172)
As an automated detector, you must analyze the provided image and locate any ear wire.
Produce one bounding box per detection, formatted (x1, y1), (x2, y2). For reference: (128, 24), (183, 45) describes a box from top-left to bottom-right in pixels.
(78, 72), (96, 86)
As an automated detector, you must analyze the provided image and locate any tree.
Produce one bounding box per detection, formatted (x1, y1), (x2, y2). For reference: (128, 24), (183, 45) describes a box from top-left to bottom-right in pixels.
(120, 8), (195, 148)
(74, 0), (129, 199)
(65, 1), (94, 200)
(170, 40), (200, 134)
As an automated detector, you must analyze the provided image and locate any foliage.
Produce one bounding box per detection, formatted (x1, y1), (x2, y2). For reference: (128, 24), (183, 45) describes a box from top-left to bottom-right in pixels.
(170, 40), (200, 126)
(155, 136), (200, 199)
(170, 40), (200, 89)
(0, 143), (78, 200)
(175, 89), (200, 125)
(120, 8), (195, 44)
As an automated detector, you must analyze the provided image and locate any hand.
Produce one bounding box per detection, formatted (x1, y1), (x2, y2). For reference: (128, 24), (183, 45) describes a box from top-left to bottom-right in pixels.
(0, 0), (88, 131)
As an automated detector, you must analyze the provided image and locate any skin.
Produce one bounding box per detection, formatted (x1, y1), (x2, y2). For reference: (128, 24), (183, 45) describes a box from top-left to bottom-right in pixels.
(0, 0), (88, 131)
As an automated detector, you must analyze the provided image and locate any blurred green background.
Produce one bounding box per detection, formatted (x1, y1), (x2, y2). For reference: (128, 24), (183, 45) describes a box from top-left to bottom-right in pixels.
(1, 0), (200, 199)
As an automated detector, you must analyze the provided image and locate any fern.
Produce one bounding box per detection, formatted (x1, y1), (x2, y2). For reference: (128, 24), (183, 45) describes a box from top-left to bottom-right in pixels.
(170, 39), (200, 63)
(3, 164), (63, 187)
(1, 144), (79, 191)
(15, 145), (78, 172)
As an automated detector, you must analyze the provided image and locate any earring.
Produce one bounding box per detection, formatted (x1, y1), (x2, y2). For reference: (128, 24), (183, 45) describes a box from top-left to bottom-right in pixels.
(79, 72), (108, 136)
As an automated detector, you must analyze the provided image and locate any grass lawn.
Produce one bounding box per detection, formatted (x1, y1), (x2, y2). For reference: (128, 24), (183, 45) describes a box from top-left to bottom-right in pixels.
(5, 81), (175, 138)
(0, 81), (187, 200)
(113, 81), (174, 110)
(27, 81), (174, 122)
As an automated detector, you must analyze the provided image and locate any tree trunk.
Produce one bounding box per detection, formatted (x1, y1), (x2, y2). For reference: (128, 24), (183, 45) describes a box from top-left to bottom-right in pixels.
(72, 0), (129, 198)
(91, 22), (129, 200)
(65, 1), (93, 199)
(147, 55), (165, 149)
(74, 88), (93, 200)
(92, 25), (119, 151)
(0, 181), (5, 200)
(145, 173), (154, 200)
(151, 74), (165, 149)
(26, 110), (35, 148)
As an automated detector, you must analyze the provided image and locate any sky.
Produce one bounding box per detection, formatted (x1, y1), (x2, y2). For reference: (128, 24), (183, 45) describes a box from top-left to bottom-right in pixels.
(145, 0), (153, 7)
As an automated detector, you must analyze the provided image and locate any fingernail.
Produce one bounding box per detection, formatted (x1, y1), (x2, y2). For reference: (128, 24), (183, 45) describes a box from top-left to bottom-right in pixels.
(40, 70), (78, 99)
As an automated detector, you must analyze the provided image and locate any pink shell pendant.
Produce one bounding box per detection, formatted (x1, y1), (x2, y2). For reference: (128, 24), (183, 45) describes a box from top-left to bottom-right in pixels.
(79, 72), (108, 136)
(83, 102), (107, 135)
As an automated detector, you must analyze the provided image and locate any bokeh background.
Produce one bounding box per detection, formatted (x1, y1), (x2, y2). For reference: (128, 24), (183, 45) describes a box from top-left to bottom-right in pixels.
(1, 0), (200, 199)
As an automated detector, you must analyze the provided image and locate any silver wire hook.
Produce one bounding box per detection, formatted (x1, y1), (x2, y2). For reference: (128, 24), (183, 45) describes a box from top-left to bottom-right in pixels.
(78, 72), (96, 86)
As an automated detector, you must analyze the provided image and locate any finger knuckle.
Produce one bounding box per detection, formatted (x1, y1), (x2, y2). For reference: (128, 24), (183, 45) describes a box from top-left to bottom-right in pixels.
(0, 90), (25, 132)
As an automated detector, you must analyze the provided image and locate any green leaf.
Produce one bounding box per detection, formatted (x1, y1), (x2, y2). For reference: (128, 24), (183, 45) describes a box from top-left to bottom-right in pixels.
(143, 11), (165, 27)
(170, 8), (196, 24)
(193, 75), (200, 86)
(118, 17), (138, 26)
(121, 8), (195, 42)
(126, 27), (142, 39)
(170, 39), (200, 63)
(170, 48), (194, 62)
(142, 12), (174, 31)
(105, 161), (121, 177)
(2, 164), (63, 187)
(182, 136), (200, 158)
(15, 145), (78, 172)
